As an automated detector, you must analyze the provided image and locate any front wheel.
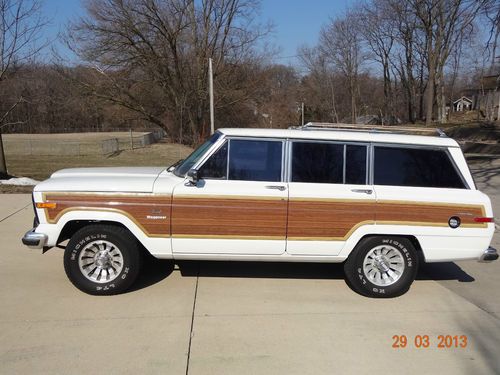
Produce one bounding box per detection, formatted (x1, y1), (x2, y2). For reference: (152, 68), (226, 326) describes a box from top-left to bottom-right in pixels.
(64, 225), (142, 295)
(344, 236), (418, 298)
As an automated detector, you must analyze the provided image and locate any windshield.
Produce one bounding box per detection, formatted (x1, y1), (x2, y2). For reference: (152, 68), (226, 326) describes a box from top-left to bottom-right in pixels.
(174, 132), (221, 177)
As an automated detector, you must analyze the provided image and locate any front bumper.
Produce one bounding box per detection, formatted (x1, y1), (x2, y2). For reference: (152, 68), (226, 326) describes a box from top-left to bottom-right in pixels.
(22, 229), (48, 249)
(479, 247), (499, 262)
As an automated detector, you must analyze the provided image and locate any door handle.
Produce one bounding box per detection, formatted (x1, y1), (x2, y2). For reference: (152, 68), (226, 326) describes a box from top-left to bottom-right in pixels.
(351, 189), (373, 195)
(266, 185), (286, 191)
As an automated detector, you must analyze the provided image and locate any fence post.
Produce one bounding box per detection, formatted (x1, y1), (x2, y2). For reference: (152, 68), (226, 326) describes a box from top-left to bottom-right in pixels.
(130, 129), (133, 150)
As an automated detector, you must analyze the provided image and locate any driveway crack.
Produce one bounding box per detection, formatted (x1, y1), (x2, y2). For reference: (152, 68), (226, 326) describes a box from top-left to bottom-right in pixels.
(0, 203), (31, 223)
(185, 267), (199, 375)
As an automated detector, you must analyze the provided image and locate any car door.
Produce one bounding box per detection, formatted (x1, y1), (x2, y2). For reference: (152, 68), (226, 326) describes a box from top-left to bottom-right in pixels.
(287, 140), (376, 256)
(171, 138), (288, 255)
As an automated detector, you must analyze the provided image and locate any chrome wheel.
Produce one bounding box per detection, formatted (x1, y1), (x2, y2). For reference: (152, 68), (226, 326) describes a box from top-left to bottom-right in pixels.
(78, 240), (124, 283)
(362, 245), (405, 287)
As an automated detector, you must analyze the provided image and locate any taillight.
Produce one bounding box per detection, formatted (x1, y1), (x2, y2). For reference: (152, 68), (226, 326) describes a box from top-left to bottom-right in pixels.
(474, 217), (494, 223)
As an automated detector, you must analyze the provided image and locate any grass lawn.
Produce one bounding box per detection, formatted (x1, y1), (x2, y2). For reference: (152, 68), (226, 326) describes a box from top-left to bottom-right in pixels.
(0, 140), (193, 193)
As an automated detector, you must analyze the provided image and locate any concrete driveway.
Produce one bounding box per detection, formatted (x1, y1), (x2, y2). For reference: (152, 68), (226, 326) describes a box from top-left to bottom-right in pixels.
(1, 161), (499, 374)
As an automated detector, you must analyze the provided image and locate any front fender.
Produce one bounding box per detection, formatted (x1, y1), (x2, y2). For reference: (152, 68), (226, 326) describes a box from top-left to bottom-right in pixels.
(35, 209), (173, 259)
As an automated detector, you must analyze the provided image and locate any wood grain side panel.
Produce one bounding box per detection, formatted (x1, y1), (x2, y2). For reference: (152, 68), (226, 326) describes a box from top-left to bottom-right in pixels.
(44, 194), (172, 237)
(287, 201), (376, 239)
(172, 197), (287, 238)
(42, 194), (486, 241)
(287, 199), (486, 240)
(376, 202), (484, 227)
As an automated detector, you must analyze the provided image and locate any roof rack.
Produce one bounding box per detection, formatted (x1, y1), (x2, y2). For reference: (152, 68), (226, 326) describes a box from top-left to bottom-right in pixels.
(292, 122), (447, 137)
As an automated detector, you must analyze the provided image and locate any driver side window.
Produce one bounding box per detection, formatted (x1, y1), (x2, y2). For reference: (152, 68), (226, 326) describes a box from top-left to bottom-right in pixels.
(199, 141), (228, 179)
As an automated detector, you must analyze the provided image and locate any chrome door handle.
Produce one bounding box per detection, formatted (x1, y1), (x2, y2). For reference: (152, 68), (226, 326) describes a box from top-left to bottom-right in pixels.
(351, 189), (373, 195)
(266, 185), (286, 191)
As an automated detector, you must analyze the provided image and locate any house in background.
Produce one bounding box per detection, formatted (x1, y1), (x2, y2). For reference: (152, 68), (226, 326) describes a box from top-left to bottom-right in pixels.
(453, 96), (472, 112)
(467, 73), (500, 121)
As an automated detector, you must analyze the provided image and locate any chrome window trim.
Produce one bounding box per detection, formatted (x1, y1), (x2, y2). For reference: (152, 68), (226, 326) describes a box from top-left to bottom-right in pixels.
(342, 144), (347, 184)
(191, 132), (228, 174)
(368, 143), (374, 186)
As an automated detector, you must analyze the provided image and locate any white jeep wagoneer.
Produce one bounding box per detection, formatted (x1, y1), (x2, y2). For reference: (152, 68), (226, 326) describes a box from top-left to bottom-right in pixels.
(22, 123), (497, 297)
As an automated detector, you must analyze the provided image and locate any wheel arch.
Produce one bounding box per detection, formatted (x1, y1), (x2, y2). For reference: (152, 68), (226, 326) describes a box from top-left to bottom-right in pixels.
(57, 220), (129, 244)
(46, 209), (172, 258)
(342, 232), (425, 262)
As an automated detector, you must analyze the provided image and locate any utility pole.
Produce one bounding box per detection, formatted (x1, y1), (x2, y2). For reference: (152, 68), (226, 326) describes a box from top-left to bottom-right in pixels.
(209, 58), (215, 135)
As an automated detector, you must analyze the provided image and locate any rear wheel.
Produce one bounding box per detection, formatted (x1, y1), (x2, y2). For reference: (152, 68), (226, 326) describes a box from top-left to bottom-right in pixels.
(64, 225), (142, 295)
(344, 236), (418, 298)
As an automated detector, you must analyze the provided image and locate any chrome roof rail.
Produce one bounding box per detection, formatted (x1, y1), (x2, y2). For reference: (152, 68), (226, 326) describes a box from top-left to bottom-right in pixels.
(291, 122), (448, 137)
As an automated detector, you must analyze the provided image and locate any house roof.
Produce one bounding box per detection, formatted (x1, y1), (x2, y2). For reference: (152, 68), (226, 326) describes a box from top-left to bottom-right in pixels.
(453, 96), (473, 104)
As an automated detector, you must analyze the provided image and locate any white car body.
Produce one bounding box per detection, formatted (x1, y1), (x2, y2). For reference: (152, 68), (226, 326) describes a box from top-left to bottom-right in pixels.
(26, 126), (496, 264)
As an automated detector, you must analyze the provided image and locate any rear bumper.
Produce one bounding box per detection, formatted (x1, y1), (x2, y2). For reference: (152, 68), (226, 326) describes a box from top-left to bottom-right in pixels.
(21, 229), (48, 249)
(479, 247), (498, 262)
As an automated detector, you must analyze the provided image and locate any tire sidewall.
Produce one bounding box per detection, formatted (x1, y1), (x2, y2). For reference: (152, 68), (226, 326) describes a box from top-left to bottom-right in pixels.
(353, 237), (418, 297)
(64, 227), (138, 295)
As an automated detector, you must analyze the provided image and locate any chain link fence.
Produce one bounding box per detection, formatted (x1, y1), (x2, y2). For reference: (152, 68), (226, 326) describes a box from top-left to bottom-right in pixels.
(4, 129), (166, 156)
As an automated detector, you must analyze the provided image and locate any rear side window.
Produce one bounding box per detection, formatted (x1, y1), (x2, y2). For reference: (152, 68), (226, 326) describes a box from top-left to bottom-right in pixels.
(345, 145), (367, 184)
(292, 142), (343, 183)
(228, 140), (282, 181)
(291, 142), (367, 184)
(374, 146), (466, 189)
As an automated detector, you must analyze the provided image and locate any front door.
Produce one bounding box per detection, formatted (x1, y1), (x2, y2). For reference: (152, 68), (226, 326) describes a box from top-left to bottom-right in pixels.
(287, 140), (375, 255)
(172, 138), (288, 255)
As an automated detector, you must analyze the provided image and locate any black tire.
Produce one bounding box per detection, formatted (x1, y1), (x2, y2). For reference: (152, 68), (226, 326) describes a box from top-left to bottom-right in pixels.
(64, 224), (142, 295)
(344, 236), (418, 298)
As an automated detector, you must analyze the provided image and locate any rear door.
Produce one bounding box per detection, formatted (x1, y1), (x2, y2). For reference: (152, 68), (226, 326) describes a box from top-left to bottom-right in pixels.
(287, 140), (375, 255)
(172, 138), (288, 255)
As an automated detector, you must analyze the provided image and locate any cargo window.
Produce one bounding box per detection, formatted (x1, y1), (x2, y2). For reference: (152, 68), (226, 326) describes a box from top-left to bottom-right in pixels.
(374, 146), (466, 189)
(228, 140), (282, 182)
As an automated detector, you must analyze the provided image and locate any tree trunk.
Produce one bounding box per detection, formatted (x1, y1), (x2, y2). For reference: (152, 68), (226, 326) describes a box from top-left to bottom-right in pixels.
(425, 61), (435, 125)
(351, 92), (357, 124)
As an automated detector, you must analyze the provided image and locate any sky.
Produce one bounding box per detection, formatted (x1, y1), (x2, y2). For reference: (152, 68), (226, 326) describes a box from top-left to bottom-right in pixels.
(41, 0), (353, 65)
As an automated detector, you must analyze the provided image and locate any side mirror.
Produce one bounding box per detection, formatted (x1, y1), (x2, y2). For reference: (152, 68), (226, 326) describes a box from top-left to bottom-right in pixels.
(187, 169), (199, 184)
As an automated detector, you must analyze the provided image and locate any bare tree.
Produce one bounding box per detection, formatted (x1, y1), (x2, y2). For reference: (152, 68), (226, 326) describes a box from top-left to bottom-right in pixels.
(387, 0), (425, 123)
(482, 0), (500, 72)
(0, 0), (48, 175)
(319, 12), (364, 123)
(356, 0), (396, 122)
(66, 0), (271, 144)
(409, 0), (484, 124)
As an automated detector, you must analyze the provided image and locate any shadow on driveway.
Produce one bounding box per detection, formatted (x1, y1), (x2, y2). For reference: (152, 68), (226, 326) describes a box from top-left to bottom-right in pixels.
(126, 257), (475, 294)
(175, 259), (475, 283)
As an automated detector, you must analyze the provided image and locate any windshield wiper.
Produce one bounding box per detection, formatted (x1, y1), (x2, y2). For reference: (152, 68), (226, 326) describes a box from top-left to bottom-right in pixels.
(167, 159), (184, 172)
